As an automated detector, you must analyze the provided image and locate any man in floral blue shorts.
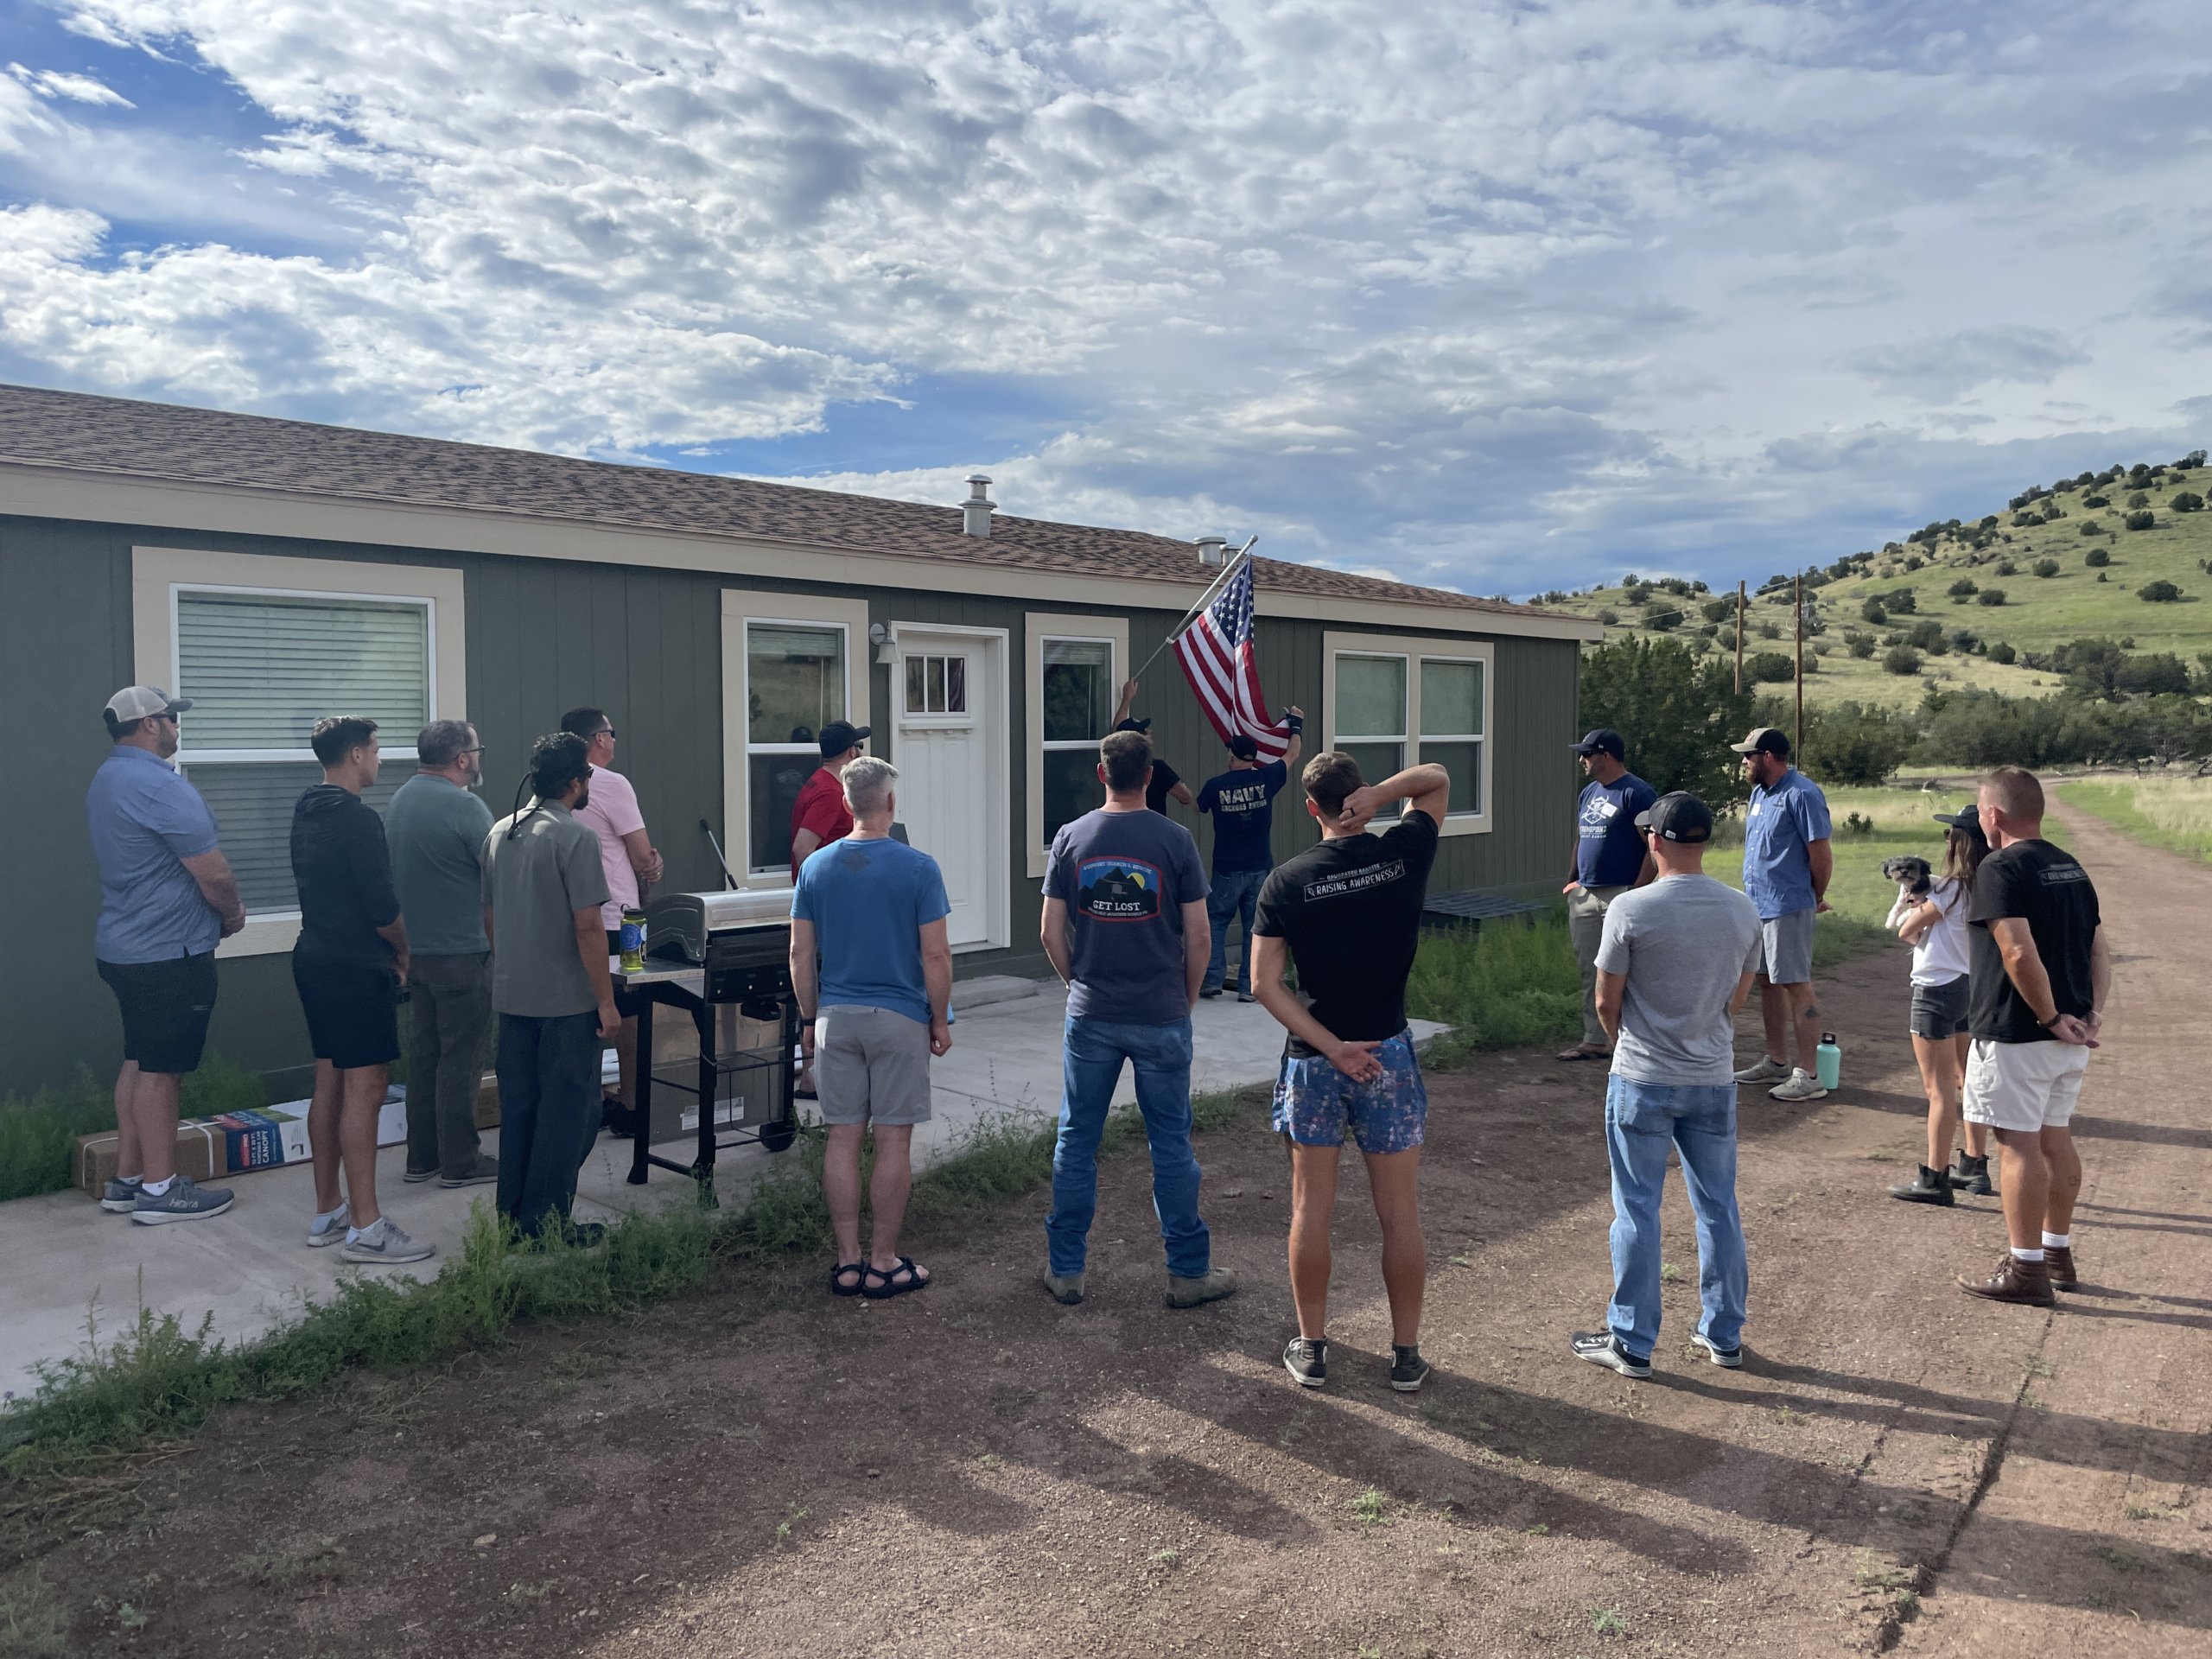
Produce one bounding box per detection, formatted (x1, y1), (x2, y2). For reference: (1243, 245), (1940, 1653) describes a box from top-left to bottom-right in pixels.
(1251, 752), (1448, 1394)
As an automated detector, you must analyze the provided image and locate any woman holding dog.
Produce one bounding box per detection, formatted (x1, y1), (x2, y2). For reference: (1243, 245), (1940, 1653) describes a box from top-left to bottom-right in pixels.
(1885, 806), (1994, 1205)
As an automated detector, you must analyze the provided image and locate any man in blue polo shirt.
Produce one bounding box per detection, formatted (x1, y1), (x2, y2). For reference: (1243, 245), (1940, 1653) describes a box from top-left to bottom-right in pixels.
(1560, 728), (1656, 1062)
(86, 685), (247, 1224)
(1193, 709), (1303, 1001)
(1728, 727), (1834, 1103)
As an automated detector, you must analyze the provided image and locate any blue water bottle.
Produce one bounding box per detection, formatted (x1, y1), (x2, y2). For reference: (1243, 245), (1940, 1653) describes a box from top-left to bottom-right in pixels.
(1815, 1032), (1841, 1093)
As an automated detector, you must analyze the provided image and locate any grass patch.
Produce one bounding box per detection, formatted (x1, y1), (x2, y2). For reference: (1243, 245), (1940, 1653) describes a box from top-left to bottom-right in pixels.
(1590, 1606), (1629, 1637)
(1407, 908), (1580, 1056)
(2063, 776), (2212, 864)
(1350, 1487), (1394, 1529)
(0, 1055), (268, 1204)
(0, 1568), (69, 1658)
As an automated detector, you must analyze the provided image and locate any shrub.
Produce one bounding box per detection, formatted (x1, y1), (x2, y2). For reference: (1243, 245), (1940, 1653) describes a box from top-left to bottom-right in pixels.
(1700, 598), (1735, 624)
(1977, 588), (2006, 607)
(1803, 700), (1915, 785)
(2138, 580), (2182, 602)
(1904, 555), (1924, 570)
(2083, 546), (2109, 567)
(1643, 607), (1684, 631)
(2079, 520), (2101, 536)
(2010, 512), (2039, 528)
(2097, 572), (2108, 582)
(1988, 641), (2017, 665)
(2173, 491), (2205, 512)
(1745, 650), (1795, 684)
(2032, 557), (2061, 577)
(1848, 636), (1875, 658)
(1993, 558), (2016, 576)
(1577, 636), (1761, 803)
(1860, 599), (1887, 625)
(2126, 491), (2150, 509)
(1757, 621), (1781, 640)
(1906, 619), (1946, 653)
(1887, 589), (1916, 614)
(1883, 645), (1923, 676)
(1948, 577), (1978, 597)
(2125, 510), (2155, 531)
(1596, 608), (1620, 626)
(2082, 493), (2109, 508)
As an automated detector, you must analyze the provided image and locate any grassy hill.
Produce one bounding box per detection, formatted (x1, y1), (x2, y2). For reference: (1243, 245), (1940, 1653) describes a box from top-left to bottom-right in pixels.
(1541, 457), (2212, 709)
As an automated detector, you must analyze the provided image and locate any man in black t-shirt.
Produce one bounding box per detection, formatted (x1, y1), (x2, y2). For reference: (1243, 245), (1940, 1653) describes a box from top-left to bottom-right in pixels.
(1956, 766), (2110, 1308)
(1110, 678), (1195, 816)
(1251, 753), (1447, 1395)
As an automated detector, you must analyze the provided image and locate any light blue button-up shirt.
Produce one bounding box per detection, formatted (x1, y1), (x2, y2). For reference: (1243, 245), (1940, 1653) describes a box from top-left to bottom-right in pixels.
(86, 746), (223, 963)
(1742, 767), (1832, 920)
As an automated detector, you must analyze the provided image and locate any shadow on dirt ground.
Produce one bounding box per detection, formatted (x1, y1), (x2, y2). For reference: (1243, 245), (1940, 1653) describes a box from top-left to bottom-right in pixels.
(5, 810), (2209, 1656)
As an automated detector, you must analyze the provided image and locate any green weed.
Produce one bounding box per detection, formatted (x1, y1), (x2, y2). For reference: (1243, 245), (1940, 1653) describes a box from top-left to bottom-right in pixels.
(773, 1503), (810, 1550)
(1350, 1488), (1393, 1529)
(0, 1054), (267, 1203)
(1853, 1550), (1917, 1591)
(1590, 1606), (1629, 1637)
(1659, 1262), (1683, 1284)
(0, 1568), (69, 1658)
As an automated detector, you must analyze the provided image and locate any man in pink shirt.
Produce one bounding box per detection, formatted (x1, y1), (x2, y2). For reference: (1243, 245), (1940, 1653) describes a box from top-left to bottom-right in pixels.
(563, 709), (663, 1118)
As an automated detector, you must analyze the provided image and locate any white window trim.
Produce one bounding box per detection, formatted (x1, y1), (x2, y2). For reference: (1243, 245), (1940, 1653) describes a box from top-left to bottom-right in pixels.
(720, 589), (873, 890)
(887, 621), (1012, 953)
(1024, 612), (1128, 878)
(131, 547), (467, 957)
(1322, 632), (1494, 837)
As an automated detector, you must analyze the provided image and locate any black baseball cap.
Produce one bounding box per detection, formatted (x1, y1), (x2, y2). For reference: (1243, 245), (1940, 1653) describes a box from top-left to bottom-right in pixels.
(817, 720), (871, 757)
(1728, 726), (1790, 758)
(1228, 734), (1260, 760)
(1933, 804), (1982, 832)
(1115, 716), (1152, 734)
(1636, 791), (1714, 843)
(1572, 728), (1624, 758)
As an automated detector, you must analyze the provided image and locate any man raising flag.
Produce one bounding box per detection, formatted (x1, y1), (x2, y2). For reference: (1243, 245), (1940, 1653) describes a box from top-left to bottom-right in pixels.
(1171, 550), (1294, 762)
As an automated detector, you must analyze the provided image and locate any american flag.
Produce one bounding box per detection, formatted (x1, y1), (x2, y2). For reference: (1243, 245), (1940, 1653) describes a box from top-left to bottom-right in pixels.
(1172, 556), (1291, 761)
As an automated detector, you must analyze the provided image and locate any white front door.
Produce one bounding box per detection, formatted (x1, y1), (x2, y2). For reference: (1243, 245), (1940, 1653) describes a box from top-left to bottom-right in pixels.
(893, 631), (1004, 949)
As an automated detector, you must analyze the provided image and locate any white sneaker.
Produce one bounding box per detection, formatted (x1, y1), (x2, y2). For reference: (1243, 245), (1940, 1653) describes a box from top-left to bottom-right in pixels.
(1769, 1068), (1829, 1103)
(307, 1200), (351, 1249)
(1732, 1056), (1789, 1084)
(341, 1217), (435, 1266)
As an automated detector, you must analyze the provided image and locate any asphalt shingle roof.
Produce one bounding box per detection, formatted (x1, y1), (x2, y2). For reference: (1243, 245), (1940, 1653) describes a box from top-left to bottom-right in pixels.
(0, 383), (1562, 620)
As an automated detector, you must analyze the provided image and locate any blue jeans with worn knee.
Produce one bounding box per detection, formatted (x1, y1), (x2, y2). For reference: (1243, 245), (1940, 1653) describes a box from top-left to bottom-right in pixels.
(1046, 1015), (1210, 1279)
(1203, 868), (1268, 994)
(1605, 1074), (1747, 1360)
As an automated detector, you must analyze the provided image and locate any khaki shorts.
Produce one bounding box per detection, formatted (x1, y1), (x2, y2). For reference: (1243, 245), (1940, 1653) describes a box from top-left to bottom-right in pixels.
(1961, 1038), (2090, 1133)
(815, 1004), (934, 1127)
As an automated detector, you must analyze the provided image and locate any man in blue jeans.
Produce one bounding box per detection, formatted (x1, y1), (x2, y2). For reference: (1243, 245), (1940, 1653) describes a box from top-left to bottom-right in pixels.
(1571, 791), (1763, 1379)
(1039, 728), (1235, 1309)
(1193, 711), (1301, 1000)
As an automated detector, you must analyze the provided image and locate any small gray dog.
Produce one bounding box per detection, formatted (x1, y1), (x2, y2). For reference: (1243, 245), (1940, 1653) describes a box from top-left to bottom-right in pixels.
(1882, 854), (1933, 898)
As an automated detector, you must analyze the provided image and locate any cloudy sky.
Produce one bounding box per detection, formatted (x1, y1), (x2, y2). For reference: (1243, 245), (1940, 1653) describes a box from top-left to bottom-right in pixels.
(3, 1), (2207, 596)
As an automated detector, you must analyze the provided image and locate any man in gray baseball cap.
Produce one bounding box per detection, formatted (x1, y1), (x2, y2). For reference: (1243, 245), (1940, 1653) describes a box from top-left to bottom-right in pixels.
(87, 686), (245, 1224)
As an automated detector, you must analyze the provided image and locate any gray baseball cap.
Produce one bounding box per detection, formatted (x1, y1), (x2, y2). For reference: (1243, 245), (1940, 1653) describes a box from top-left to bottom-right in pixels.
(105, 685), (191, 724)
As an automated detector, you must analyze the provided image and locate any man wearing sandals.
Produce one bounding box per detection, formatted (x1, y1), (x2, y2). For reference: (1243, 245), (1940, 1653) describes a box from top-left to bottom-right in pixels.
(1560, 728), (1656, 1064)
(790, 756), (953, 1300)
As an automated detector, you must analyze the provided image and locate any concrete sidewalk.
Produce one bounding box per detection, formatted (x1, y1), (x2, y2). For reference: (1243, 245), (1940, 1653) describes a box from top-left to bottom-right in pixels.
(0, 978), (1446, 1400)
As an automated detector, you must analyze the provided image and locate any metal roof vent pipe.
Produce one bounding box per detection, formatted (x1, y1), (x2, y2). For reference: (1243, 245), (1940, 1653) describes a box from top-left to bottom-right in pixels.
(1196, 534), (1228, 567)
(960, 474), (995, 537)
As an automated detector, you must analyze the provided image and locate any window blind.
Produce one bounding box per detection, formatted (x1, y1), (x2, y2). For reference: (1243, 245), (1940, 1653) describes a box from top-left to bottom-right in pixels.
(177, 593), (430, 749)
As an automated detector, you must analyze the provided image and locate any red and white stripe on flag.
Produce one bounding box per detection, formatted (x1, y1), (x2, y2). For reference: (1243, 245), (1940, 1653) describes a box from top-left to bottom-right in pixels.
(1171, 558), (1291, 761)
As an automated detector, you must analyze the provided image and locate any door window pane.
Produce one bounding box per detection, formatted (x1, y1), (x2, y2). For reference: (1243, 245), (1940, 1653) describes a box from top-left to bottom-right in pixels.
(747, 624), (844, 746)
(905, 657), (927, 715)
(1040, 747), (1103, 844)
(748, 752), (818, 873)
(1419, 741), (1483, 815)
(177, 592), (429, 749)
(184, 761), (404, 912)
(946, 656), (967, 714)
(1338, 742), (1404, 791)
(1041, 639), (1111, 742)
(1336, 656), (1406, 737)
(1421, 659), (1484, 737)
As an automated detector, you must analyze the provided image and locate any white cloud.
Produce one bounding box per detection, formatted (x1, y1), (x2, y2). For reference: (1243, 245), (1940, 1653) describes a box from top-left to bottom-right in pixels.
(0, 0), (2207, 589)
(7, 63), (135, 106)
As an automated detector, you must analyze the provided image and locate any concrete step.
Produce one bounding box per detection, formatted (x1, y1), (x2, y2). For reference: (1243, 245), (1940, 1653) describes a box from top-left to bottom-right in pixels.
(952, 974), (1050, 1012)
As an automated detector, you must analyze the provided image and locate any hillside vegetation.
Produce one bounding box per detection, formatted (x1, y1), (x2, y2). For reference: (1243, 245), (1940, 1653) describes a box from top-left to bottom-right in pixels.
(1540, 451), (2212, 709)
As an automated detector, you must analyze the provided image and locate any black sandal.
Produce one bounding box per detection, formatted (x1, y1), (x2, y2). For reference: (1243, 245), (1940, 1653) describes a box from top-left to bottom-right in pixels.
(830, 1261), (866, 1297)
(861, 1257), (931, 1300)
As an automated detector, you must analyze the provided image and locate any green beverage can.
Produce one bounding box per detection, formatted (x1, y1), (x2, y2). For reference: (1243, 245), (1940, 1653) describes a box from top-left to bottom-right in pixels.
(620, 908), (647, 973)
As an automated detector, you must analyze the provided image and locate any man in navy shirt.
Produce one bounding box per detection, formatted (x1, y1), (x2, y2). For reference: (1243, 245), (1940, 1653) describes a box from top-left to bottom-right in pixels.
(1560, 729), (1656, 1062)
(1193, 709), (1304, 1001)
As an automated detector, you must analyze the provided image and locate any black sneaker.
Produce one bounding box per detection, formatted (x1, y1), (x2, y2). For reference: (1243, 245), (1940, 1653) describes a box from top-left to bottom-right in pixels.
(1689, 1332), (1744, 1369)
(1198, 986), (1224, 1000)
(1888, 1165), (1955, 1206)
(1570, 1331), (1651, 1379)
(1948, 1154), (1996, 1197)
(1283, 1337), (1327, 1388)
(1389, 1344), (1431, 1393)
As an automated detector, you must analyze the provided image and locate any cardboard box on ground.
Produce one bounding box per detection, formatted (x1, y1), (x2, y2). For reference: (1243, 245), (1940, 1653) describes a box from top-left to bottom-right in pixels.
(645, 1004), (786, 1142)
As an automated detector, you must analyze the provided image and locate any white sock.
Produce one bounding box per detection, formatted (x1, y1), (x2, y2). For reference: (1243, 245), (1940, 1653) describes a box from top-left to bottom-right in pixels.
(142, 1176), (174, 1197)
(315, 1205), (346, 1228)
(2042, 1231), (2070, 1250)
(346, 1218), (382, 1244)
(117, 1173), (143, 1188)
(2011, 1246), (2044, 1263)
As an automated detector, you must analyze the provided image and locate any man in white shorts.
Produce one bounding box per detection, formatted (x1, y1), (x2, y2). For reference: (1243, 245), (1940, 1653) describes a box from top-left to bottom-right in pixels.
(789, 757), (953, 1300)
(1957, 766), (2109, 1307)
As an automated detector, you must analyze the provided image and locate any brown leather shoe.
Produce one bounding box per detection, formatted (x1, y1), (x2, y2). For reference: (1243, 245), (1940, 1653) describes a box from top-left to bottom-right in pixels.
(1958, 1252), (2055, 1306)
(2043, 1245), (2077, 1290)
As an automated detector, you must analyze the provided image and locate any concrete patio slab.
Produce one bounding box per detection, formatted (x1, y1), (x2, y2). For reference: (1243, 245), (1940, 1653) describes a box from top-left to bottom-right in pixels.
(0, 981), (1445, 1401)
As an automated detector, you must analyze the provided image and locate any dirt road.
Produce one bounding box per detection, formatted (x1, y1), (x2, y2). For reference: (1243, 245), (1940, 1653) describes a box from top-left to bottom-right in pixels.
(11, 796), (2209, 1656)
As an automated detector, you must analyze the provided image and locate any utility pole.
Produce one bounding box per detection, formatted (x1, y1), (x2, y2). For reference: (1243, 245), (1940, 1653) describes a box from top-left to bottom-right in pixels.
(1735, 580), (1746, 695)
(1793, 574), (1805, 762)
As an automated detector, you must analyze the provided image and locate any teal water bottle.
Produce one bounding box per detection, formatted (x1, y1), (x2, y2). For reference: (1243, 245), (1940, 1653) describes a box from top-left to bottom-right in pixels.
(1815, 1033), (1841, 1092)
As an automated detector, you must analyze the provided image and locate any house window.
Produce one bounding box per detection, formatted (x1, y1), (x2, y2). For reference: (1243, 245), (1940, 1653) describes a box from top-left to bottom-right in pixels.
(1419, 658), (1485, 817)
(1323, 632), (1493, 835)
(744, 621), (848, 875)
(1333, 653), (1407, 790)
(904, 653), (968, 715)
(174, 588), (431, 914)
(1039, 636), (1113, 844)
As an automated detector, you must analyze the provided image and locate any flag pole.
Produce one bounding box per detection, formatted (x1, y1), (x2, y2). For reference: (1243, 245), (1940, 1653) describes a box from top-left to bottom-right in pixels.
(1128, 537), (1258, 682)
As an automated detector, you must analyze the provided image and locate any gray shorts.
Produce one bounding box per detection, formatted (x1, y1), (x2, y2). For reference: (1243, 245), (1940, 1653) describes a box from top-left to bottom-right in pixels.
(815, 1004), (933, 1127)
(1757, 908), (1816, 986)
(1909, 976), (1970, 1040)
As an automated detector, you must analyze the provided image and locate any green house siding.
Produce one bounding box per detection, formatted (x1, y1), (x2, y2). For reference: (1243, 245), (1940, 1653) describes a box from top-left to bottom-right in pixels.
(2, 512), (1579, 1097)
